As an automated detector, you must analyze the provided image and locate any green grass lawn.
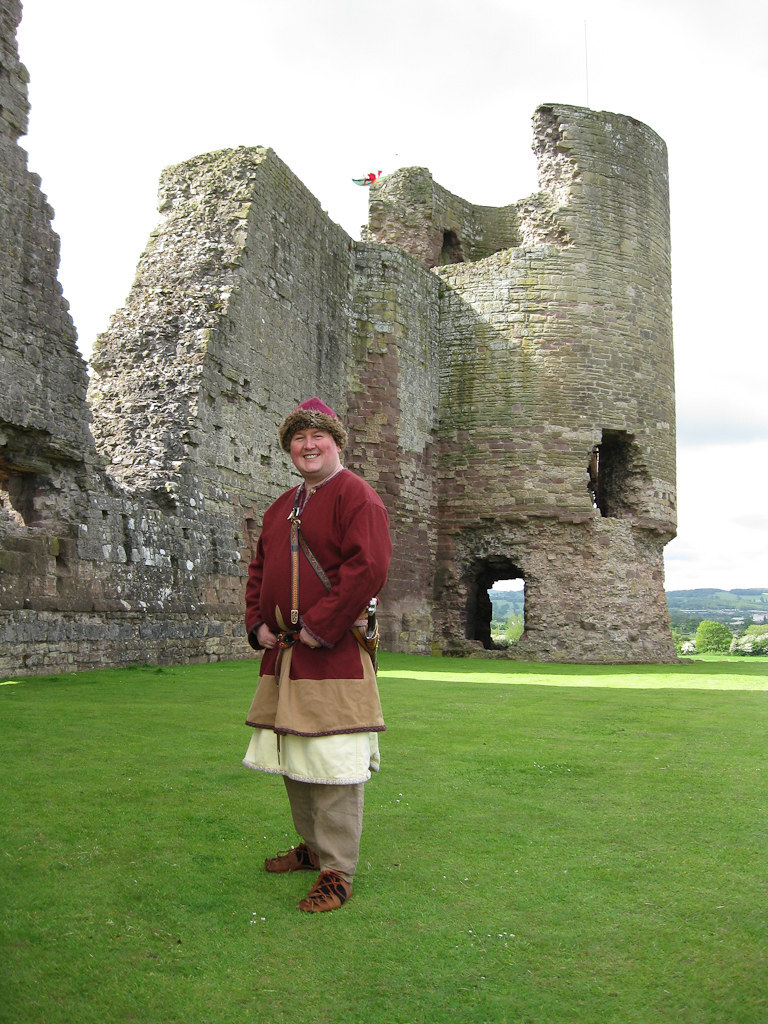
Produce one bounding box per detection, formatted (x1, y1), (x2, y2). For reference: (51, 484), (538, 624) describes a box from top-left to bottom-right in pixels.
(2, 653), (767, 1024)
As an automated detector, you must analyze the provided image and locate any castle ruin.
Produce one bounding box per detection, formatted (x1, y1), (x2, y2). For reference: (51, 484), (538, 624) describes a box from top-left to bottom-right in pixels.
(1, 0), (677, 675)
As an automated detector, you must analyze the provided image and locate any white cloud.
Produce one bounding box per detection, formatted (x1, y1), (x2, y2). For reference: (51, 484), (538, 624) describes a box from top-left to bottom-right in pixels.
(665, 440), (768, 590)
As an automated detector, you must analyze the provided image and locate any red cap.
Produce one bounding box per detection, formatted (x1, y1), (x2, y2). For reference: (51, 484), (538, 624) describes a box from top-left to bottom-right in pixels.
(295, 397), (339, 417)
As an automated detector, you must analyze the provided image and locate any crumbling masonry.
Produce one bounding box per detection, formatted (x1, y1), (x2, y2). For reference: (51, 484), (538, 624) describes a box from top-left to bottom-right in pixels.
(1, 0), (676, 674)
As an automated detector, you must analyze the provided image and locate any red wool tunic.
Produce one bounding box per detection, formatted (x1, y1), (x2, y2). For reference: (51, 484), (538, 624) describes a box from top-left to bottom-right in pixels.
(244, 468), (392, 747)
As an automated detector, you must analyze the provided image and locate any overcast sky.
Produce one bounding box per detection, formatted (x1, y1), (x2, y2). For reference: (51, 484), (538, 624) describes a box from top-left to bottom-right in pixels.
(15, 0), (768, 593)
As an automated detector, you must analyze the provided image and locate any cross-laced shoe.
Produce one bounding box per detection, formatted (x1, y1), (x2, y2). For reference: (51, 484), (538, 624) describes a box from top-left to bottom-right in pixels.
(264, 843), (320, 873)
(298, 870), (353, 913)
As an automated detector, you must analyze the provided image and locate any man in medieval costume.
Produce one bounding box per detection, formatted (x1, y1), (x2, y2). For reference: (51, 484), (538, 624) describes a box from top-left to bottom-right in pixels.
(243, 398), (392, 912)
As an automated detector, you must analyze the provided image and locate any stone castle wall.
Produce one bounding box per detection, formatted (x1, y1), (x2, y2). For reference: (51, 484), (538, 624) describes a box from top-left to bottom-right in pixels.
(1, 0), (91, 499)
(1, 0), (676, 674)
(347, 243), (441, 651)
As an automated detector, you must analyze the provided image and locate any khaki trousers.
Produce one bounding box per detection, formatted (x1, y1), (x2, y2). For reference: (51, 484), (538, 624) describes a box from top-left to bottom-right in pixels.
(283, 776), (365, 883)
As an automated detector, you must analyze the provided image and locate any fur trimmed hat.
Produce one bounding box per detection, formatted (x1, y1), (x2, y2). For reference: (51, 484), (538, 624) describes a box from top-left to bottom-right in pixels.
(278, 397), (348, 453)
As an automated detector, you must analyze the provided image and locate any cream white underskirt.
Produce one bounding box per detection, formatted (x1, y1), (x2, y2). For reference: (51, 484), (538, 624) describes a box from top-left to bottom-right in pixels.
(242, 728), (380, 785)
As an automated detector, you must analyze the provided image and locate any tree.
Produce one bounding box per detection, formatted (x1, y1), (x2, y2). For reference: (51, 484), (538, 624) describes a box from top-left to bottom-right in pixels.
(505, 612), (524, 643)
(729, 633), (768, 656)
(694, 619), (733, 654)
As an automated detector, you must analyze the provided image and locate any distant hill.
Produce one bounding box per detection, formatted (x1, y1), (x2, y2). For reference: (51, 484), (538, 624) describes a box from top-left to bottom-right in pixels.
(489, 586), (768, 628)
(666, 588), (768, 612)
(489, 588), (525, 620)
(666, 589), (768, 631)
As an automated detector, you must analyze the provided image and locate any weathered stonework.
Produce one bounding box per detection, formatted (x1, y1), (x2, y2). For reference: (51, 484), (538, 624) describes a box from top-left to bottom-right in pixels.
(421, 107), (676, 660)
(1, 0), (676, 674)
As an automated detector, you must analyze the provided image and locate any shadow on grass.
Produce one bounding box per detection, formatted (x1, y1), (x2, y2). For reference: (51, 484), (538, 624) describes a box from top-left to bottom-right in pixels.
(375, 651), (768, 691)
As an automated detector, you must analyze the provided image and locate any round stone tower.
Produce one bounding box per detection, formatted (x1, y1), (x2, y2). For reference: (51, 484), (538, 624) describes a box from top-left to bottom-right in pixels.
(364, 103), (676, 661)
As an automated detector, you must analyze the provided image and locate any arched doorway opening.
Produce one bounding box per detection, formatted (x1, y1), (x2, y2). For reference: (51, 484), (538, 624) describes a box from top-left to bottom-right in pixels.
(466, 558), (525, 651)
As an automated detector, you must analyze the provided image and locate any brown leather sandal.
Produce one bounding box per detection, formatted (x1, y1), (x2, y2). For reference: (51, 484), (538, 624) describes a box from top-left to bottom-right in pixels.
(264, 843), (320, 873)
(298, 870), (353, 913)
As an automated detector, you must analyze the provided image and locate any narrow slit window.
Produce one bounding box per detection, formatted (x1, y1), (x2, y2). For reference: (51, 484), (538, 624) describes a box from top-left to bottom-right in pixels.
(440, 229), (464, 265)
(588, 429), (648, 519)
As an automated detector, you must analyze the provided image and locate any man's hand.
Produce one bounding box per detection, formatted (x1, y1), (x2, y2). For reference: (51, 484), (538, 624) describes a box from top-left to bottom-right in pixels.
(256, 623), (278, 649)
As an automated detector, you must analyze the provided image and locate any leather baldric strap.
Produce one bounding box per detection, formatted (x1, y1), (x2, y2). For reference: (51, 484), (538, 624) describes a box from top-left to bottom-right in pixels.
(289, 509), (331, 627)
(289, 514), (300, 625)
(297, 530), (331, 589)
(288, 483), (306, 626)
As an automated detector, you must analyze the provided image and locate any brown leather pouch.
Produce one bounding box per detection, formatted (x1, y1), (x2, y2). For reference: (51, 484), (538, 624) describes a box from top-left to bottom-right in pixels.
(350, 621), (380, 671)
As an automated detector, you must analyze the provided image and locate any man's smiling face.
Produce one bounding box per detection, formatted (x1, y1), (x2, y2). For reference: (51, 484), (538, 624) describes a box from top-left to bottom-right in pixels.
(289, 428), (342, 485)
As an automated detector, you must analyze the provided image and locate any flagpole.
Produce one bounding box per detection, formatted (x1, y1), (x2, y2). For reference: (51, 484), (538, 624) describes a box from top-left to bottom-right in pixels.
(584, 20), (590, 108)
